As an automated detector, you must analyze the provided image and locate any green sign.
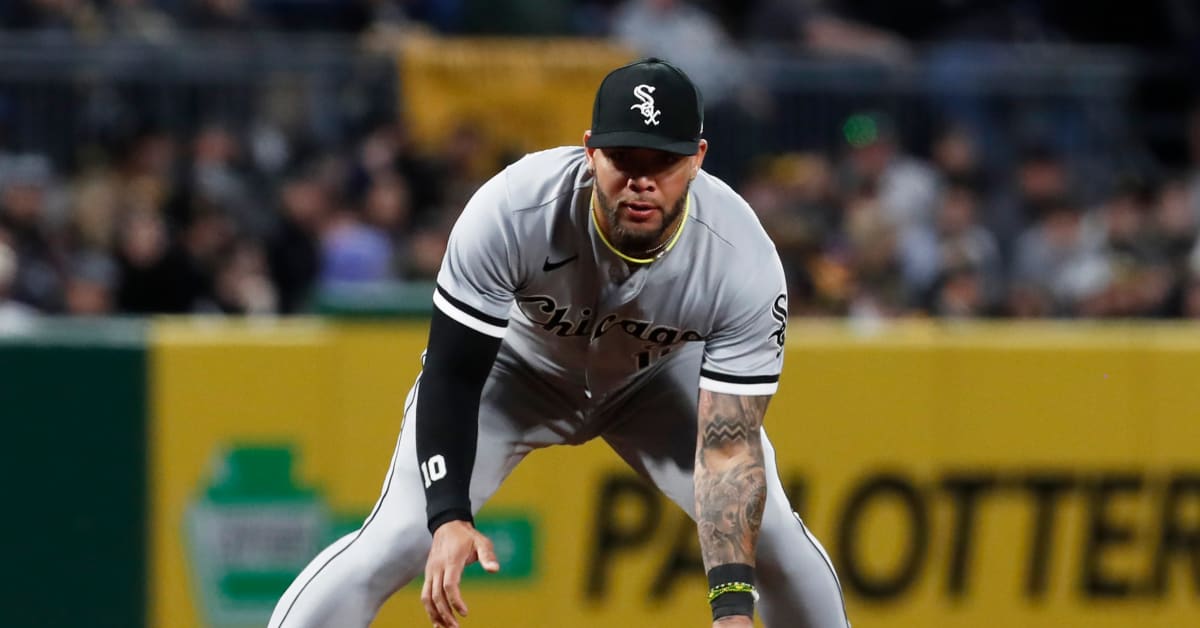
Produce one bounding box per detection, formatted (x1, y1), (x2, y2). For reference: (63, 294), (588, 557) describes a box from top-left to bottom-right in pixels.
(186, 446), (327, 628)
(187, 444), (539, 626)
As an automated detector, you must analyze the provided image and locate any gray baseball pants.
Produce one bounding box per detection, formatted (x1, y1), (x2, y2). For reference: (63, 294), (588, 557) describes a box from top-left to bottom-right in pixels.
(269, 348), (849, 628)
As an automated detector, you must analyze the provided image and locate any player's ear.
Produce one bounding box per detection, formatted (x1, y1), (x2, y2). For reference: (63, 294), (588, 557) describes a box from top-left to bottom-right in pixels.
(583, 130), (596, 172)
(691, 139), (708, 177)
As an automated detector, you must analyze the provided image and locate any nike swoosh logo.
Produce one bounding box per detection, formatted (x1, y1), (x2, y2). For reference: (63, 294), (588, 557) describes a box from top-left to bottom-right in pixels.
(542, 255), (578, 271)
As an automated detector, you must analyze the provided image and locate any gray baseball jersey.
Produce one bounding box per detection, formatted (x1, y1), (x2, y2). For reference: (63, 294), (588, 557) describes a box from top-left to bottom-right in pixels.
(270, 146), (851, 628)
(433, 146), (789, 401)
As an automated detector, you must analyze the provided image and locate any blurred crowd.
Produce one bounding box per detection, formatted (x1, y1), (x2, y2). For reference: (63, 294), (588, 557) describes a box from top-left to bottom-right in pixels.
(2, 0), (1199, 323)
(746, 112), (1200, 319)
(0, 117), (492, 320)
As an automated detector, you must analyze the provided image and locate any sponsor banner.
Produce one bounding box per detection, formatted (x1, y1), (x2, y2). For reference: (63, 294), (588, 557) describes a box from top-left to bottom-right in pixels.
(151, 320), (1200, 627)
(398, 37), (633, 174)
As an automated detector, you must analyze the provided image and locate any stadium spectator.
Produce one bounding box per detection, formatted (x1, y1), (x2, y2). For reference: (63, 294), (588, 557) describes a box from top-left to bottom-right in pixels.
(988, 143), (1073, 263)
(208, 238), (276, 313)
(927, 262), (992, 318)
(899, 179), (1004, 312)
(114, 208), (194, 313)
(1008, 195), (1107, 317)
(0, 154), (65, 312)
(103, 0), (175, 41)
(842, 182), (908, 319)
(930, 123), (987, 192)
(1152, 177), (1199, 316)
(610, 0), (750, 108)
(267, 163), (328, 313)
(0, 232), (38, 328)
(740, 152), (839, 310)
(188, 122), (266, 238)
(1185, 251), (1200, 318)
(837, 111), (940, 238)
(319, 206), (394, 285)
(63, 249), (118, 315)
(1080, 178), (1172, 317)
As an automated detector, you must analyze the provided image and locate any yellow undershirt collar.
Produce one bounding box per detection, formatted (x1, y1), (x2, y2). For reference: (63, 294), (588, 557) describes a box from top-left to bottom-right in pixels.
(590, 188), (690, 265)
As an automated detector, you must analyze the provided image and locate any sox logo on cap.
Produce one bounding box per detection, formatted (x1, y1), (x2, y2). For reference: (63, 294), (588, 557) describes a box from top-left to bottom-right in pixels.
(630, 84), (661, 126)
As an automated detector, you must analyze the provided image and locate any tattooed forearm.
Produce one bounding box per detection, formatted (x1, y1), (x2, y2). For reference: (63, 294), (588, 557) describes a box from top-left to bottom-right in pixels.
(695, 390), (771, 569)
(696, 457), (766, 567)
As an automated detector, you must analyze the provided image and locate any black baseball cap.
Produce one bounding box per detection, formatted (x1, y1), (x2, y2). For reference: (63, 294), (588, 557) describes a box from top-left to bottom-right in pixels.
(586, 57), (704, 156)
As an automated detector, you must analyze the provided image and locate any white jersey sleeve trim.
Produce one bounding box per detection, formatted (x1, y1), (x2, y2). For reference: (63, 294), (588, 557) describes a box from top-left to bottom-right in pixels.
(433, 290), (508, 339)
(699, 376), (779, 396)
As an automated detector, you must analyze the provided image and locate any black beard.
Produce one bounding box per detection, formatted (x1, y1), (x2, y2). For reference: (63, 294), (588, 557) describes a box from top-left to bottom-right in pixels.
(595, 185), (689, 255)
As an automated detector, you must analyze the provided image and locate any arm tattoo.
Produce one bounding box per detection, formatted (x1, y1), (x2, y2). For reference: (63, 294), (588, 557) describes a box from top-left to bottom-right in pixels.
(695, 390), (771, 569)
(702, 417), (752, 447)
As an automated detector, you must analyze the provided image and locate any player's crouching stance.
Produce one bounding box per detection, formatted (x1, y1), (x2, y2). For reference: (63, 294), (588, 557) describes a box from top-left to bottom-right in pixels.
(269, 58), (850, 628)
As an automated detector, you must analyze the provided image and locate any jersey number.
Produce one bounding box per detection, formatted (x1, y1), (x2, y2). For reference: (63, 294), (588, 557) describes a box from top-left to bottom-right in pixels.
(635, 345), (674, 370)
(421, 454), (447, 488)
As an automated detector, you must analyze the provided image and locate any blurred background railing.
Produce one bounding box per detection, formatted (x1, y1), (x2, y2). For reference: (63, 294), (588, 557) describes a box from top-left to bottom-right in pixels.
(0, 36), (1154, 192)
(0, 34), (398, 173)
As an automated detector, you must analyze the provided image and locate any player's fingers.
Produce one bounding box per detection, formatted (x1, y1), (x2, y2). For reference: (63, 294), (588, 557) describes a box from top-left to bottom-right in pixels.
(420, 570), (438, 624)
(430, 570), (458, 628)
(475, 536), (500, 573)
(443, 566), (469, 617)
(424, 566), (449, 627)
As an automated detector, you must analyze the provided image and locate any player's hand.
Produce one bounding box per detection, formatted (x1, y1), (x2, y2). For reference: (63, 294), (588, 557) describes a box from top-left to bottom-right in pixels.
(712, 615), (754, 628)
(421, 520), (499, 628)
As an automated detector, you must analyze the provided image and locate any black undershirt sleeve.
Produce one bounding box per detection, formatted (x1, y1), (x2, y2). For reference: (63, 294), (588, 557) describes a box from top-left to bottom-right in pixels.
(415, 307), (504, 534)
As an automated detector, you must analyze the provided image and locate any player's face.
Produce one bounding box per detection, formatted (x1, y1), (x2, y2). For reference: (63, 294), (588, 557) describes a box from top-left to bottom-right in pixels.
(585, 138), (708, 255)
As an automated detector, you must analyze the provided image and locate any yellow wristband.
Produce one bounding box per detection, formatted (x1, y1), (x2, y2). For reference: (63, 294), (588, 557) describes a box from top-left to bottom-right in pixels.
(707, 582), (759, 603)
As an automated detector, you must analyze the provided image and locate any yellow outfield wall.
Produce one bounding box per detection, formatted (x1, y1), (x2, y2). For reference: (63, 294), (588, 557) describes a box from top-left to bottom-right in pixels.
(150, 319), (1200, 628)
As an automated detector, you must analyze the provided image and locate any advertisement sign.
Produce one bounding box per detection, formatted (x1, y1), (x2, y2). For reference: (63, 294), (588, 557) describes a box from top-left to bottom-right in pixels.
(398, 37), (633, 172)
(185, 446), (328, 627)
(151, 320), (1200, 627)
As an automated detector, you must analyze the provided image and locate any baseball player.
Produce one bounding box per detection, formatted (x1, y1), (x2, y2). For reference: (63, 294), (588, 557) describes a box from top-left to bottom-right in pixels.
(269, 57), (849, 628)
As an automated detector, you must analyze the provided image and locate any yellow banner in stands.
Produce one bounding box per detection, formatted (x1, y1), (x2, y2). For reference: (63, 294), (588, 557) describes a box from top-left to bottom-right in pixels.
(398, 37), (633, 172)
(150, 320), (1200, 627)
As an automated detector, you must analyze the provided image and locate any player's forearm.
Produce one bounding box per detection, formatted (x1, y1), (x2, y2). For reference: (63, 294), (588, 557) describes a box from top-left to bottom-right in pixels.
(416, 308), (503, 532)
(694, 391), (770, 568)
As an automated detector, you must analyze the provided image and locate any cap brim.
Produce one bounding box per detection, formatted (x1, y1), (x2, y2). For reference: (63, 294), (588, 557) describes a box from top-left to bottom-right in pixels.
(587, 131), (699, 155)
